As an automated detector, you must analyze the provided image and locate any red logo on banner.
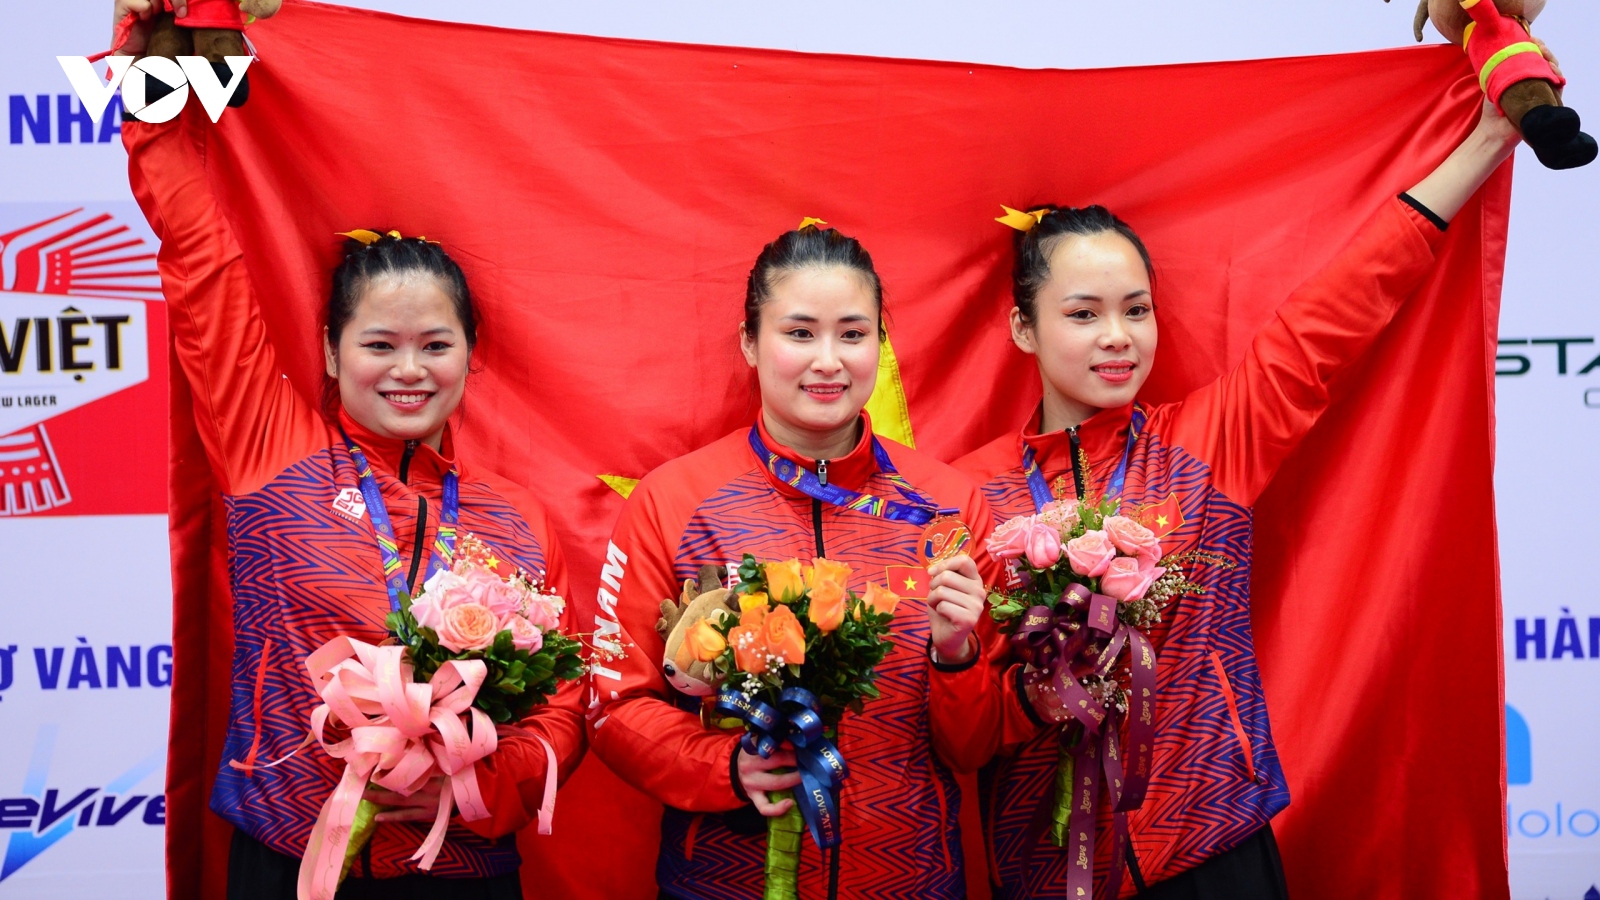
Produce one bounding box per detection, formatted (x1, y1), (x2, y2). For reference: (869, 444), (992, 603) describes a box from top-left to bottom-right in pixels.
(0, 423), (70, 515)
(0, 206), (163, 515)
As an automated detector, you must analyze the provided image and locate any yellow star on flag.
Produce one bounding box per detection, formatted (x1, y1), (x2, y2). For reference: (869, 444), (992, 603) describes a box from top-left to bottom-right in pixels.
(1156, 515), (1169, 527)
(486, 555), (501, 570)
(598, 474), (641, 499)
(903, 576), (919, 592)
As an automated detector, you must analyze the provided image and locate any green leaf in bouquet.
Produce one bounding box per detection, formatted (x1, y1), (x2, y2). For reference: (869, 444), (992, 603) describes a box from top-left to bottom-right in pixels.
(492, 631), (515, 658)
(737, 554), (766, 594)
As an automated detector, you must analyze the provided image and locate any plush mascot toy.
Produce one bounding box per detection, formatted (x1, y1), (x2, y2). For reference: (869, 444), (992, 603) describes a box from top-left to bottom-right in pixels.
(1395, 0), (1595, 169)
(139, 0), (281, 107)
(657, 565), (738, 697)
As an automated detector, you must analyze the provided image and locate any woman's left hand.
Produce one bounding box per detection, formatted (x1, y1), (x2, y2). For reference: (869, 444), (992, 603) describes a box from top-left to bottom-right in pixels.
(926, 553), (985, 665)
(366, 776), (451, 823)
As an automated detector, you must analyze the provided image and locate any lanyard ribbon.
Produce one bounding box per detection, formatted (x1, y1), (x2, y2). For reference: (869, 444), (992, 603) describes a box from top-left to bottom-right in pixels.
(748, 426), (956, 526)
(717, 685), (849, 850)
(1021, 407), (1146, 512)
(344, 436), (460, 612)
(1013, 584), (1159, 900)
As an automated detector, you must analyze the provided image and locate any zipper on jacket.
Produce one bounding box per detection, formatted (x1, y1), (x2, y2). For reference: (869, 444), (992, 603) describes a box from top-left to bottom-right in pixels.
(405, 496), (428, 593)
(1066, 426), (1086, 498)
(1125, 842), (1148, 893)
(813, 457), (839, 898)
(812, 459), (828, 556)
(398, 439), (418, 485)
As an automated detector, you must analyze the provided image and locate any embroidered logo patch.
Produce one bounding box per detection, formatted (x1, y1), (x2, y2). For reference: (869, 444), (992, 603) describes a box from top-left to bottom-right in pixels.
(1134, 492), (1185, 539)
(331, 487), (367, 521)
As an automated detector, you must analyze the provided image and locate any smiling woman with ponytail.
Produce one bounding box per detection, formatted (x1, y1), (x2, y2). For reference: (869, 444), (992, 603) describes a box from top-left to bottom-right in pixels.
(584, 220), (1003, 900)
(955, 96), (1527, 900)
(111, 1), (586, 897)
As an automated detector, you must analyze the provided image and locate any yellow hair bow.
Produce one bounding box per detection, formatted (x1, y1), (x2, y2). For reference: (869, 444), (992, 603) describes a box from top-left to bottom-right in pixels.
(337, 229), (439, 245)
(797, 217), (828, 231)
(995, 206), (1050, 232)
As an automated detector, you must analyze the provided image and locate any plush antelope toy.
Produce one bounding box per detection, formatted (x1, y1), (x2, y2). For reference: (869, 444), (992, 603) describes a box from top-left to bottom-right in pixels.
(657, 565), (738, 697)
(139, 0), (281, 107)
(1395, 0), (1595, 169)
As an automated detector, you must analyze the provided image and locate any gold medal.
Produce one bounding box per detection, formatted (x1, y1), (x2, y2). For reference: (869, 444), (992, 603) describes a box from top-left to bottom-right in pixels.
(919, 516), (973, 565)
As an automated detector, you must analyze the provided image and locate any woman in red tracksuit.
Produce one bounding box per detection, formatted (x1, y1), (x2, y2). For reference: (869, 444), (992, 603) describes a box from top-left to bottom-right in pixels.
(585, 223), (1001, 900)
(117, 6), (585, 899)
(951, 101), (1523, 898)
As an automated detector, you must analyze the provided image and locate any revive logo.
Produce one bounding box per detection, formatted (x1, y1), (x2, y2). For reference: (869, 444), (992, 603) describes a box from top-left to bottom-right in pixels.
(56, 54), (250, 125)
(0, 725), (164, 882)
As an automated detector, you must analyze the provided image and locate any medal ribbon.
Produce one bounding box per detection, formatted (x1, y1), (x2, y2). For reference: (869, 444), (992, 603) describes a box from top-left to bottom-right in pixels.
(748, 426), (956, 526)
(716, 685), (848, 849)
(1021, 407), (1146, 512)
(344, 436), (461, 612)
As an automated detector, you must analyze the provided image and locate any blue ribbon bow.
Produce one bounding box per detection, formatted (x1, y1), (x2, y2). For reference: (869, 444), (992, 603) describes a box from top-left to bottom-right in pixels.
(717, 685), (848, 849)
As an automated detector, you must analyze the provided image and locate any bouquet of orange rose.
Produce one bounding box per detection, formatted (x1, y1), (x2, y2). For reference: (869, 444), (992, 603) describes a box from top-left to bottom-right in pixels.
(680, 553), (900, 900)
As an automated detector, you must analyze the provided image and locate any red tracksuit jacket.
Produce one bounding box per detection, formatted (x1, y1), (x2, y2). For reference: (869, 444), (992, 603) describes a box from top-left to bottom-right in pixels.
(953, 198), (1448, 897)
(126, 118), (586, 879)
(585, 413), (1001, 900)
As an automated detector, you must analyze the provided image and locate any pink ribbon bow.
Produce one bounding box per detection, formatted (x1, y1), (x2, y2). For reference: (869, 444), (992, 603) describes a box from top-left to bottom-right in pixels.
(296, 637), (497, 900)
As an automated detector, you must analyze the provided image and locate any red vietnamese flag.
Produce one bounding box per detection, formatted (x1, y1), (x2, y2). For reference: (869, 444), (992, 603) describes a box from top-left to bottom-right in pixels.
(885, 564), (932, 599)
(160, 4), (1510, 900)
(1135, 492), (1186, 540)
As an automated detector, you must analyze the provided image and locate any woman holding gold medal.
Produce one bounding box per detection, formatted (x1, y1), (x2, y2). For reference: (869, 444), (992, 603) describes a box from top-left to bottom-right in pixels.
(586, 221), (1002, 900)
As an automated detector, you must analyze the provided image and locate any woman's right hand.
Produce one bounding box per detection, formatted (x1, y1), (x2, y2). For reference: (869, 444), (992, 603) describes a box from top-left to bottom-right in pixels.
(112, 0), (185, 56)
(736, 748), (801, 816)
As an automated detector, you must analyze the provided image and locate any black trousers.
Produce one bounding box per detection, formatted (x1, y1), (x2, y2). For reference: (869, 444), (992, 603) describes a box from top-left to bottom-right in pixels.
(1135, 825), (1289, 899)
(227, 829), (522, 900)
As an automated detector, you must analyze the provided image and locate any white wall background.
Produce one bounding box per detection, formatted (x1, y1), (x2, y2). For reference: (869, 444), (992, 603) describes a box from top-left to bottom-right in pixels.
(2, 2), (1595, 897)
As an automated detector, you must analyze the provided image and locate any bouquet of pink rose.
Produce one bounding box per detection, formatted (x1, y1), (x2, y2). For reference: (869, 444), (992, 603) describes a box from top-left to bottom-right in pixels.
(291, 534), (583, 900)
(986, 497), (1204, 900)
(390, 534), (584, 726)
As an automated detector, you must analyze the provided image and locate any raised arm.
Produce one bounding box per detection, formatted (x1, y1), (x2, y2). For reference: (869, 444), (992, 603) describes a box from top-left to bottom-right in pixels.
(125, 117), (321, 494)
(1159, 100), (1518, 505)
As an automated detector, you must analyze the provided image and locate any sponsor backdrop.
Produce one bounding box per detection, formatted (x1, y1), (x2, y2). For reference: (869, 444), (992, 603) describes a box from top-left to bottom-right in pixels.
(0, 1), (1594, 897)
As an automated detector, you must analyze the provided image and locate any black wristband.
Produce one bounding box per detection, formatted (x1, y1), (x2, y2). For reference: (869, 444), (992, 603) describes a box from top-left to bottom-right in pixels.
(1399, 192), (1449, 232)
(1015, 664), (1050, 729)
(729, 741), (749, 802)
(927, 636), (979, 673)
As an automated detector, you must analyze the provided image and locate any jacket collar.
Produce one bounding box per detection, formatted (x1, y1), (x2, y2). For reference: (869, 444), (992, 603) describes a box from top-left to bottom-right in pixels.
(1015, 402), (1136, 479)
(754, 410), (880, 498)
(337, 408), (460, 487)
